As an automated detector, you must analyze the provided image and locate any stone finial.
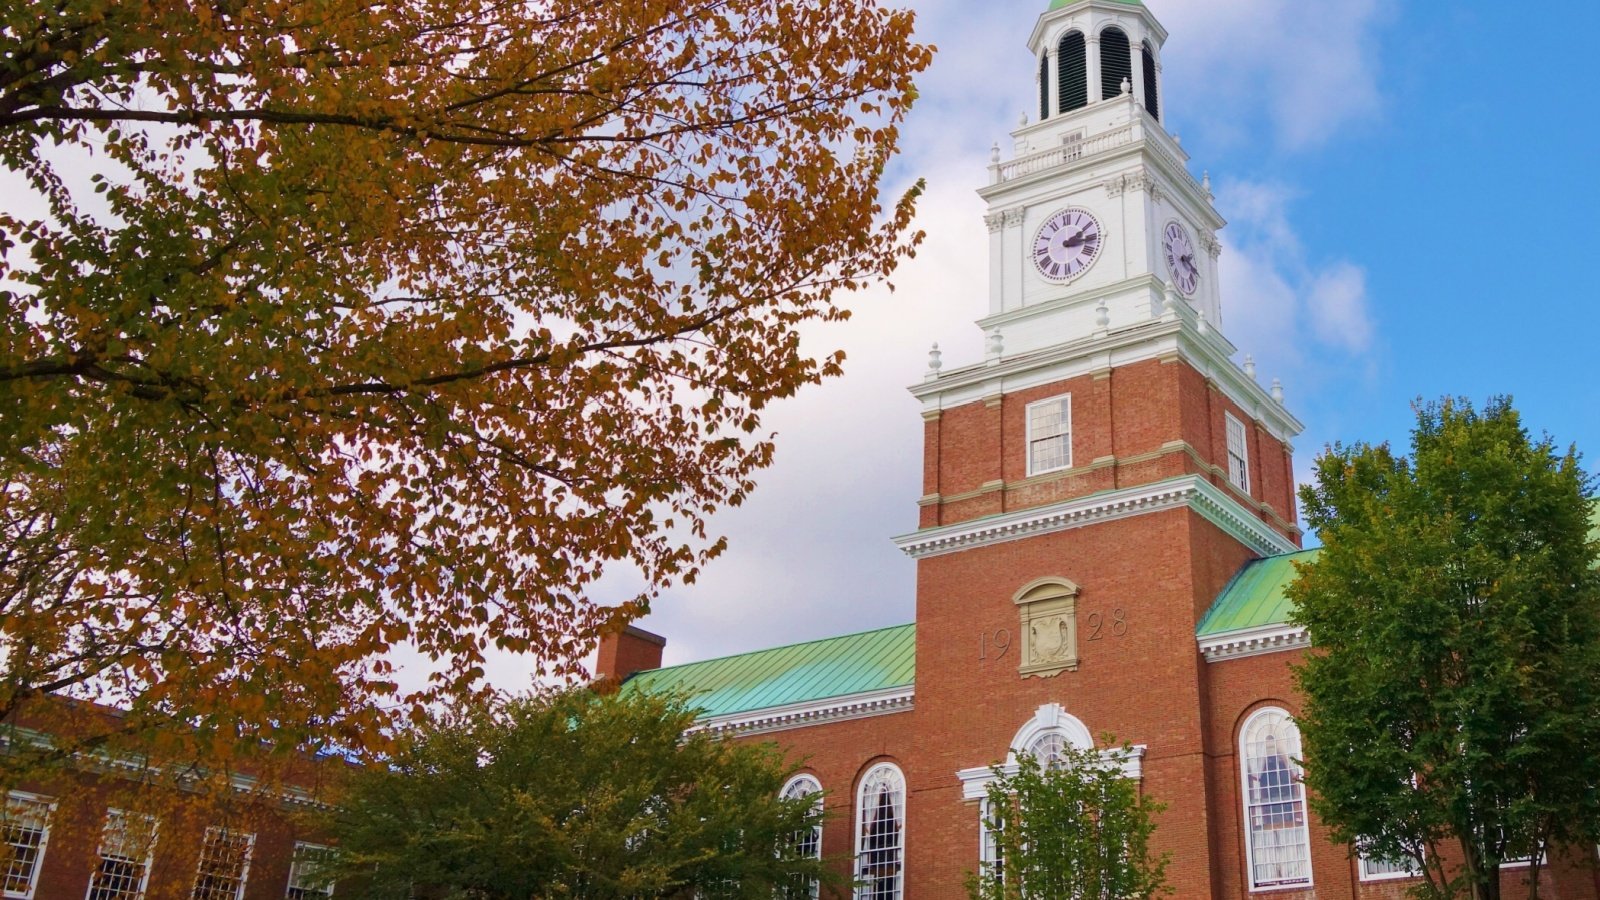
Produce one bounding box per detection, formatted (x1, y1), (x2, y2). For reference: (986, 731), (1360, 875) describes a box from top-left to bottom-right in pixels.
(1121, 77), (1132, 96)
(1198, 309), (1210, 335)
(1202, 170), (1212, 193)
(926, 342), (943, 379)
(1271, 378), (1285, 403)
(1019, 113), (1030, 128)
(986, 328), (1004, 363)
(1163, 283), (1180, 319)
(1094, 300), (1110, 331)
(991, 142), (1001, 165)
(1243, 355), (1257, 380)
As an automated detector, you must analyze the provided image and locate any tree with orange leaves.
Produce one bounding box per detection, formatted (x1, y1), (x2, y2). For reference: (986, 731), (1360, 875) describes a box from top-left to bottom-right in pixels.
(0, 0), (930, 769)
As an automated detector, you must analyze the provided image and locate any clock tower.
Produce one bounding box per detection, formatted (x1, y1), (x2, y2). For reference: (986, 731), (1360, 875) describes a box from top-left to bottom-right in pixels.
(981, 0), (1222, 357)
(898, 3), (1305, 889)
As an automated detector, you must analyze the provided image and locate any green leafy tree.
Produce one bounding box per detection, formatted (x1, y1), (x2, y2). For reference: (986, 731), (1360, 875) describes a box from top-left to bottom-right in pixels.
(966, 743), (1170, 900)
(1288, 397), (1600, 900)
(320, 688), (833, 899)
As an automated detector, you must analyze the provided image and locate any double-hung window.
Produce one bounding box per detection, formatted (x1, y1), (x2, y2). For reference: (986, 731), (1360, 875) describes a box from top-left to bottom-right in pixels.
(1240, 708), (1312, 891)
(86, 810), (158, 900)
(191, 827), (254, 900)
(285, 843), (335, 899)
(1026, 395), (1072, 476)
(780, 776), (823, 900)
(855, 764), (905, 900)
(1358, 851), (1422, 882)
(2, 792), (53, 900)
(1225, 413), (1250, 494)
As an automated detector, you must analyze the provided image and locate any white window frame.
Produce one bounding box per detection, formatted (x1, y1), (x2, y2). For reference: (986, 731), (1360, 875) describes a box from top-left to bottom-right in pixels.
(84, 809), (158, 900)
(977, 796), (1005, 887)
(1025, 394), (1073, 477)
(285, 842), (335, 899)
(1358, 850), (1423, 882)
(191, 826), (255, 900)
(854, 763), (905, 900)
(1225, 412), (1251, 494)
(1240, 707), (1313, 892)
(780, 775), (823, 900)
(2, 791), (55, 900)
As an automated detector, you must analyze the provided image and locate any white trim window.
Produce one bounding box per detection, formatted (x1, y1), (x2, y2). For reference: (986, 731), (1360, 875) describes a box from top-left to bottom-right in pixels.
(2, 792), (54, 900)
(1240, 708), (1312, 891)
(854, 763), (905, 900)
(191, 827), (254, 900)
(1358, 851), (1422, 882)
(285, 843), (335, 899)
(977, 797), (1006, 887)
(780, 775), (823, 900)
(1225, 413), (1250, 494)
(85, 810), (158, 900)
(1026, 395), (1073, 476)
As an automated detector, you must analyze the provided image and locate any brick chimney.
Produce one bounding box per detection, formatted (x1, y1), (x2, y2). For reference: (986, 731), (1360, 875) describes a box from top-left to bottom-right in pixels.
(594, 625), (666, 685)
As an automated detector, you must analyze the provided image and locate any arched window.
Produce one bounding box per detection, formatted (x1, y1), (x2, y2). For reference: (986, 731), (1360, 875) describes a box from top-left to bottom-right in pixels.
(1038, 54), (1050, 122)
(1100, 27), (1132, 101)
(782, 775), (823, 899)
(1057, 32), (1088, 114)
(1024, 730), (1068, 767)
(1141, 41), (1160, 120)
(1240, 708), (1313, 890)
(855, 763), (905, 900)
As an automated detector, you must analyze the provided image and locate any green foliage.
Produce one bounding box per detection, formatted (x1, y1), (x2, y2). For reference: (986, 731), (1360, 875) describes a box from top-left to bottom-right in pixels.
(965, 743), (1170, 900)
(1288, 397), (1600, 899)
(321, 688), (831, 899)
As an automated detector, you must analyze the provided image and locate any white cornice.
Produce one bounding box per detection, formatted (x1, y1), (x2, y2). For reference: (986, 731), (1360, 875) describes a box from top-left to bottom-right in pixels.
(893, 475), (1298, 561)
(911, 311), (1303, 447)
(1198, 623), (1310, 663)
(958, 745), (1148, 800)
(688, 686), (914, 737)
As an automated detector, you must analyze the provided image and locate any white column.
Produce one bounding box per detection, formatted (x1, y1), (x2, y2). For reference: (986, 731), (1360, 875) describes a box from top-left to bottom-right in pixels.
(1154, 59), (1164, 123)
(985, 213), (1006, 316)
(1130, 41), (1146, 107)
(1003, 208), (1026, 312)
(1086, 35), (1102, 103)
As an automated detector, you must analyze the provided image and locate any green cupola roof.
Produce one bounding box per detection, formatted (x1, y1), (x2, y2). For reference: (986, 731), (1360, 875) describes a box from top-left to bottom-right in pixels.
(1048, 0), (1142, 10)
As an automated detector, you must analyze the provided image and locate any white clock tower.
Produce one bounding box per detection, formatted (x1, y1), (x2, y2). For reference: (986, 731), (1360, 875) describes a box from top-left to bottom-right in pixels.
(979, 0), (1226, 359)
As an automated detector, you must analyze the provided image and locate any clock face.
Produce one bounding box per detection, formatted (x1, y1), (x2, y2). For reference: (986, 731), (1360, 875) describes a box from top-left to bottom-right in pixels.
(1032, 208), (1103, 282)
(1163, 221), (1200, 296)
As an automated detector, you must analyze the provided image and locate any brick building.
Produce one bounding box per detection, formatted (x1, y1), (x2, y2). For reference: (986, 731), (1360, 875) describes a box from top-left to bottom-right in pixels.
(2, 699), (339, 900)
(601, 1), (1600, 898)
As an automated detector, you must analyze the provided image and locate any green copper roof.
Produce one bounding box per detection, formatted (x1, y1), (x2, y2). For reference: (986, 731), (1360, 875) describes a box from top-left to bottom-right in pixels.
(1048, 0), (1141, 10)
(622, 624), (914, 719)
(1196, 549), (1320, 638)
(1199, 503), (1600, 638)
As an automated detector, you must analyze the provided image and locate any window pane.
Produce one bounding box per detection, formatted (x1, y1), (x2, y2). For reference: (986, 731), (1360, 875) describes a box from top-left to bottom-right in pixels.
(1241, 710), (1311, 889)
(781, 777), (822, 900)
(1028, 397), (1071, 475)
(855, 765), (904, 900)
(192, 827), (253, 900)
(2, 794), (51, 896)
(87, 811), (157, 900)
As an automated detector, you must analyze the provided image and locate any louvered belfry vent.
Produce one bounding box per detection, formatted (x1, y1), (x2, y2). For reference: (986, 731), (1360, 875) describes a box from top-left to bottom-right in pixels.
(1057, 31), (1088, 113)
(1142, 42), (1160, 120)
(1100, 27), (1132, 100)
(1039, 54), (1050, 121)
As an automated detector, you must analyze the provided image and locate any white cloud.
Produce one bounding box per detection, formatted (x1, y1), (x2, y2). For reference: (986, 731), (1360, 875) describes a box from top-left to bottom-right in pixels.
(1215, 178), (1376, 390)
(1151, 0), (1388, 151)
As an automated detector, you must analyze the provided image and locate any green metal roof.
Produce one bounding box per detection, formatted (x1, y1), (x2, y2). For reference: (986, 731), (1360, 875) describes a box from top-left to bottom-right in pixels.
(622, 624), (914, 720)
(1199, 503), (1599, 638)
(1196, 548), (1320, 638)
(1048, 0), (1141, 9)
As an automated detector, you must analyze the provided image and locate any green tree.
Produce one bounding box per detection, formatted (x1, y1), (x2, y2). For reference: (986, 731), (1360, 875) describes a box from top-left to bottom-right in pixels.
(320, 688), (833, 899)
(1288, 397), (1600, 900)
(966, 743), (1170, 900)
(0, 0), (930, 767)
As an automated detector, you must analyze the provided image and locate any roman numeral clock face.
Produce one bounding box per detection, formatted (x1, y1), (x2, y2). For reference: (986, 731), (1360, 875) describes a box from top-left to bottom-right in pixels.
(1032, 208), (1103, 282)
(1164, 221), (1200, 296)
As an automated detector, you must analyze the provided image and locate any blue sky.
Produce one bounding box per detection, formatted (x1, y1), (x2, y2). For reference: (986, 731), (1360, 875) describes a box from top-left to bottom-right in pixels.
(496, 0), (1600, 683)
